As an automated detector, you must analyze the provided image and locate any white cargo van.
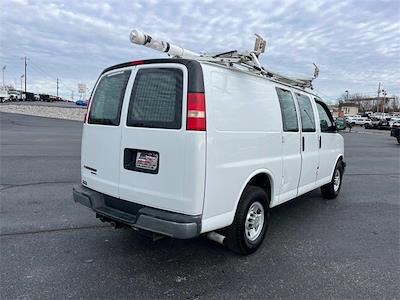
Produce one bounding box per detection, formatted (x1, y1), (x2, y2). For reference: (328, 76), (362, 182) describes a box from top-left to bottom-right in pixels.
(73, 32), (346, 254)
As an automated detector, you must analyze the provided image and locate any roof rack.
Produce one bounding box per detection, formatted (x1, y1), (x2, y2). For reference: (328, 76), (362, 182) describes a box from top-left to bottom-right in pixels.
(129, 29), (319, 89)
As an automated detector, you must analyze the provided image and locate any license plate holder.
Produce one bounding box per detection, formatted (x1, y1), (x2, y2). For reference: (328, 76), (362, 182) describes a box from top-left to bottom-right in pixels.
(136, 151), (159, 171)
(124, 149), (159, 174)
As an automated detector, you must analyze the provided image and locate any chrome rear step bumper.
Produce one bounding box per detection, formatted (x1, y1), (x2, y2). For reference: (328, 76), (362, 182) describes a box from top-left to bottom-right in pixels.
(73, 185), (201, 239)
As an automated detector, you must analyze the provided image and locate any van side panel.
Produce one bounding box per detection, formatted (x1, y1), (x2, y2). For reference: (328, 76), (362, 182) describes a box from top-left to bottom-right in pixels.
(200, 63), (283, 232)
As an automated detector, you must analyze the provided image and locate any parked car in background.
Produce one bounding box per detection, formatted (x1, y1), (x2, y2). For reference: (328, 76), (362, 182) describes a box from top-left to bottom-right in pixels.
(8, 90), (21, 101)
(364, 117), (381, 129)
(378, 120), (391, 130)
(0, 89), (10, 102)
(390, 123), (400, 144)
(389, 117), (400, 128)
(75, 100), (88, 107)
(346, 116), (371, 126)
(39, 94), (50, 102)
(391, 120), (400, 128)
(22, 92), (35, 101)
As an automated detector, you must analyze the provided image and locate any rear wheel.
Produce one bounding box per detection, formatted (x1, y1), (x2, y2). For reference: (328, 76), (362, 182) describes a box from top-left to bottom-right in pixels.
(321, 161), (343, 199)
(225, 186), (269, 255)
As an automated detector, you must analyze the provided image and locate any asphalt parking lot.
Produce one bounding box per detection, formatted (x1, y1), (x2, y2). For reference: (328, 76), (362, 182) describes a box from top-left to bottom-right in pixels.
(1, 112), (399, 299)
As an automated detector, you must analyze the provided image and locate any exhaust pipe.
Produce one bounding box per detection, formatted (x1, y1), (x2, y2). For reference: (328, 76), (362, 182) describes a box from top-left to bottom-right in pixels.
(207, 232), (226, 245)
(129, 29), (199, 58)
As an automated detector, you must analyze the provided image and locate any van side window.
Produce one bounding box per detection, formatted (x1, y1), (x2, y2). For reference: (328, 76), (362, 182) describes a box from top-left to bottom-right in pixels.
(276, 87), (298, 132)
(295, 93), (316, 132)
(127, 68), (183, 129)
(88, 70), (131, 126)
(315, 101), (334, 132)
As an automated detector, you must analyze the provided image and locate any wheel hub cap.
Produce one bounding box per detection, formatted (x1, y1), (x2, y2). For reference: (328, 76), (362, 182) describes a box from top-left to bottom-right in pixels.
(245, 201), (265, 241)
(333, 169), (341, 192)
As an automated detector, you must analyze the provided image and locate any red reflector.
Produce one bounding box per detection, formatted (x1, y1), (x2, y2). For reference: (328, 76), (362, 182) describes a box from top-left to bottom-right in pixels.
(187, 92), (206, 131)
(130, 60), (144, 65)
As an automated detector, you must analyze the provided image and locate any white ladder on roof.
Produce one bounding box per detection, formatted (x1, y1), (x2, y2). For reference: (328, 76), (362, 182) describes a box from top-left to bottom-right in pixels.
(129, 29), (319, 89)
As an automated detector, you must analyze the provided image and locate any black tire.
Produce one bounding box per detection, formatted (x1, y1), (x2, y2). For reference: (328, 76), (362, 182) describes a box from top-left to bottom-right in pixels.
(397, 137), (400, 144)
(321, 161), (343, 199)
(225, 186), (270, 255)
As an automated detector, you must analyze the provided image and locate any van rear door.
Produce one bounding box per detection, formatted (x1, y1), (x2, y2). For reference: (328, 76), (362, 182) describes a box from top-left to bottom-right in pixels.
(118, 63), (205, 215)
(81, 68), (132, 198)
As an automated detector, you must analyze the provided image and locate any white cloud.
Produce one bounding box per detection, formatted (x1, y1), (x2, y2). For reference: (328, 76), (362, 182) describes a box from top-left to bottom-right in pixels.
(0, 0), (398, 100)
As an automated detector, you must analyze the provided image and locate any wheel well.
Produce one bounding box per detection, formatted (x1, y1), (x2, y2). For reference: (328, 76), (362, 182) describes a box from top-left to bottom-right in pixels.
(247, 173), (272, 206)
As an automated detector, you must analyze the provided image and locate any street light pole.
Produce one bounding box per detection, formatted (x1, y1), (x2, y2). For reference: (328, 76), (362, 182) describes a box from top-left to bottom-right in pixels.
(382, 89), (387, 114)
(345, 90), (349, 101)
(377, 82), (381, 113)
(20, 75), (24, 100)
(24, 56), (27, 94)
(2, 65), (6, 88)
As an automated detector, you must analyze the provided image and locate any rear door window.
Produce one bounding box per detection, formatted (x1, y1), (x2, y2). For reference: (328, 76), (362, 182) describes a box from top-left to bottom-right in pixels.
(127, 68), (183, 129)
(88, 70), (131, 126)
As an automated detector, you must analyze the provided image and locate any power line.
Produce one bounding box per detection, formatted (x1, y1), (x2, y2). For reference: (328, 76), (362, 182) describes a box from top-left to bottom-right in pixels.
(27, 58), (74, 93)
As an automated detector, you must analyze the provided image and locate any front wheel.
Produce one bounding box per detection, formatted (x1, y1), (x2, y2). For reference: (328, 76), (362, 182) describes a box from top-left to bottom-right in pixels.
(225, 186), (269, 255)
(321, 161), (343, 199)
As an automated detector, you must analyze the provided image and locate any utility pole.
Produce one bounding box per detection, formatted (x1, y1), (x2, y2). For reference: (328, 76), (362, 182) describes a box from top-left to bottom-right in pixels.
(56, 78), (59, 98)
(376, 82), (381, 113)
(24, 56), (27, 94)
(20, 75), (24, 99)
(382, 89), (387, 114)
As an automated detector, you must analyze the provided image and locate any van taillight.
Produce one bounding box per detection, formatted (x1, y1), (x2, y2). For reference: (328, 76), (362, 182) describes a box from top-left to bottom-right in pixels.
(84, 98), (91, 123)
(187, 92), (206, 131)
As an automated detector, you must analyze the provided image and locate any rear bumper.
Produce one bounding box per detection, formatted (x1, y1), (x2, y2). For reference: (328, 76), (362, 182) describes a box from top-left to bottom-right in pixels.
(73, 185), (201, 239)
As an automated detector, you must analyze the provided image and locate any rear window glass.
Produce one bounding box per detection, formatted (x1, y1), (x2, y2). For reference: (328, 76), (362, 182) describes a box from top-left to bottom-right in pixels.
(127, 68), (183, 129)
(88, 70), (131, 126)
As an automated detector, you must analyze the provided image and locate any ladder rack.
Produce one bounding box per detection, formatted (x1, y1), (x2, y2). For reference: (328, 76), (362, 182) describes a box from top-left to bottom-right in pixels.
(129, 29), (319, 89)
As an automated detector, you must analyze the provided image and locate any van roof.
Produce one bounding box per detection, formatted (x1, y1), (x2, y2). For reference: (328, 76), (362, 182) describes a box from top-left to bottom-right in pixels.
(102, 58), (204, 93)
(103, 58), (321, 100)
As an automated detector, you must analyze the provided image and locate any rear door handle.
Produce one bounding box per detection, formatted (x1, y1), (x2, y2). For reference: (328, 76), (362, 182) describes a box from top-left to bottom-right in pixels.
(302, 136), (305, 151)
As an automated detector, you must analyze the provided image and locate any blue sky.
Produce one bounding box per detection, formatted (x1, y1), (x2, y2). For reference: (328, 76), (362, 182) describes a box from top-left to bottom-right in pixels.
(0, 0), (399, 101)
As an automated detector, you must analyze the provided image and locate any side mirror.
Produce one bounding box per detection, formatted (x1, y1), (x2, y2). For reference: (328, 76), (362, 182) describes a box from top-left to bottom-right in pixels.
(335, 118), (346, 130)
